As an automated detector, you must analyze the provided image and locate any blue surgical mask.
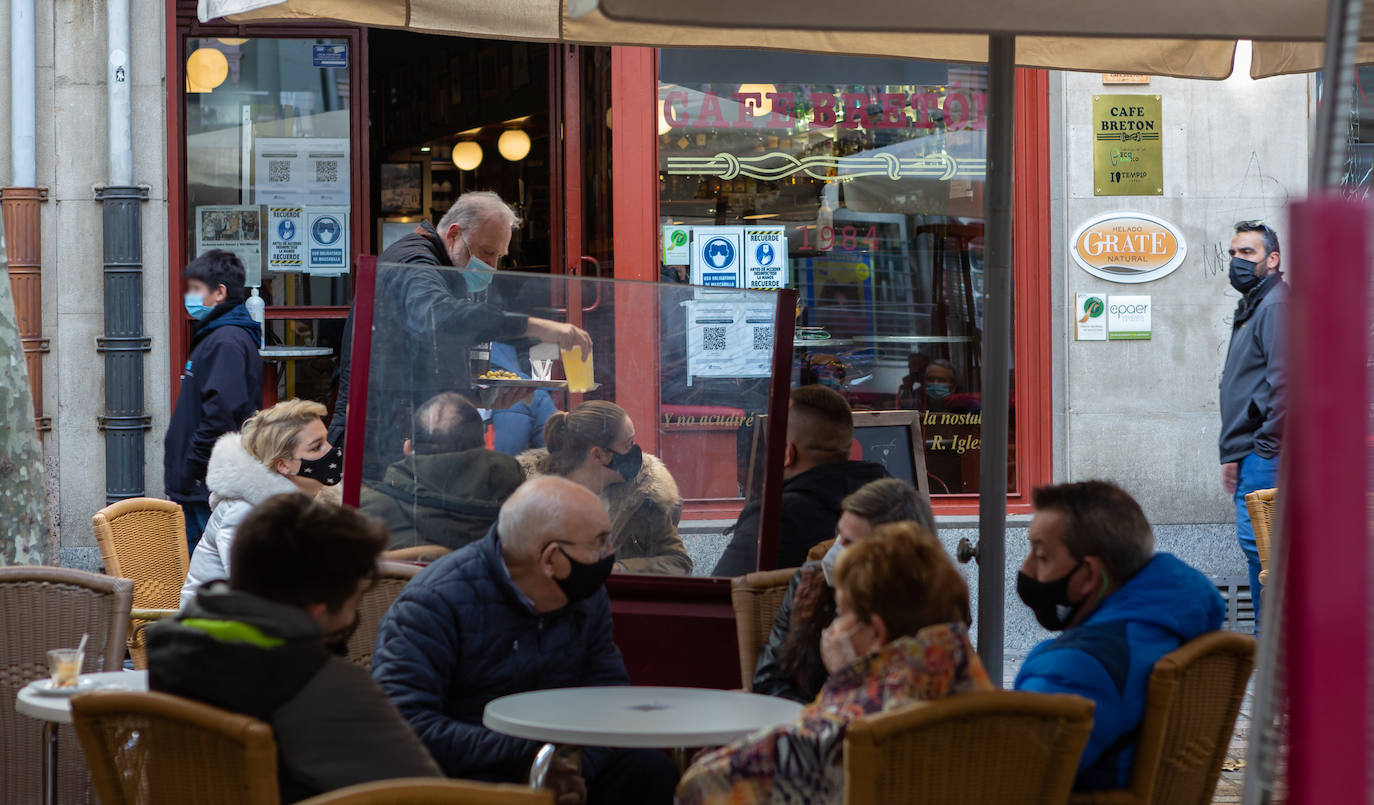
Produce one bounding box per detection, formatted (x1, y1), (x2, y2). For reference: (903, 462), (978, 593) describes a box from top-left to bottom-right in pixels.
(925, 382), (952, 401)
(463, 237), (496, 293)
(184, 292), (213, 321)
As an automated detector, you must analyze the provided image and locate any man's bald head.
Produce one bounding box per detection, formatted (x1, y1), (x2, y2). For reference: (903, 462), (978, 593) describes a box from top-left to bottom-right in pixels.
(787, 385), (854, 469)
(498, 476), (609, 558)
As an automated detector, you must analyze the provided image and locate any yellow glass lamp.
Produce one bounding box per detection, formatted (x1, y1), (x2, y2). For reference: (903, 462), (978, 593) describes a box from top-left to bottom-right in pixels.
(736, 83), (779, 118)
(186, 47), (229, 93)
(498, 129), (531, 162)
(452, 141), (483, 171)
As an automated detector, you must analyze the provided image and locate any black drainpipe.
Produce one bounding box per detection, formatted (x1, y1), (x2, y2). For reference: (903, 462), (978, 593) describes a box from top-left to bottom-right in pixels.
(95, 185), (150, 503)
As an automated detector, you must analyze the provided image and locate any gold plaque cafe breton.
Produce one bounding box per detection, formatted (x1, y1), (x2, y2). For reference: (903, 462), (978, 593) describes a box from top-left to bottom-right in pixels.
(1093, 94), (1162, 196)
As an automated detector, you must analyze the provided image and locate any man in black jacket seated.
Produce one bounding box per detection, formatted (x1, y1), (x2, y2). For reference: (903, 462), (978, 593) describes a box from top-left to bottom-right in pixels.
(752, 478), (936, 703)
(147, 494), (442, 803)
(712, 385), (889, 577)
(372, 476), (679, 805)
(330, 191), (591, 480)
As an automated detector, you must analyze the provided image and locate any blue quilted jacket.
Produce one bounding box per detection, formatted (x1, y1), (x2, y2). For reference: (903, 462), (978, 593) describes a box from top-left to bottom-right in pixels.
(1015, 553), (1225, 791)
(371, 529), (629, 782)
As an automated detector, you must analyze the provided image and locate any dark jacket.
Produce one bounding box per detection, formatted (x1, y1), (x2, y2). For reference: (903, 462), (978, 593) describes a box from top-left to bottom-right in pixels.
(712, 460), (889, 577)
(1014, 553), (1225, 790)
(359, 449), (525, 551)
(1219, 275), (1287, 463)
(164, 303), (263, 502)
(371, 530), (630, 782)
(329, 223), (530, 453)
(752, 563), (831, 703)
(146, 584), (442, 803)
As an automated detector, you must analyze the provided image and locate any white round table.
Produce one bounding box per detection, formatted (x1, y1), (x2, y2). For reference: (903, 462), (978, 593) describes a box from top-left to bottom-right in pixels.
(15, 670), (148, 805)
(483, 686), (803, 750)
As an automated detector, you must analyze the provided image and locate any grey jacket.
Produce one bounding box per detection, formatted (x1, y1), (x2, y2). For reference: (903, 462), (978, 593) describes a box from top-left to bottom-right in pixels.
(1219, 275), (1287, 463)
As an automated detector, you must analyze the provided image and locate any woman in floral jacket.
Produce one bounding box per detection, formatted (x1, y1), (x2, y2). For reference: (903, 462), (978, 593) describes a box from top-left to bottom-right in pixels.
(677, 522), (991, 805)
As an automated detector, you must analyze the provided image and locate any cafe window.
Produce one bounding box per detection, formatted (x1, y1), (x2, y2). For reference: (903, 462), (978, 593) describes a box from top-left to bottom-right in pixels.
(183, 36), (356, 406)
(657, 50), (1009, 497)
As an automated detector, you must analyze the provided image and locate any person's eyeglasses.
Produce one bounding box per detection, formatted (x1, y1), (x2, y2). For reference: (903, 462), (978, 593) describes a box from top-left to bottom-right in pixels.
(555, 535), (612, 557)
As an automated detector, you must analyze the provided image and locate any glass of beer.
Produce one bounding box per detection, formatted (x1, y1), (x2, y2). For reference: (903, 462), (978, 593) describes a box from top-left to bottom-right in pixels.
(47, 648), (83, 688)
(561, 345), (595, 393)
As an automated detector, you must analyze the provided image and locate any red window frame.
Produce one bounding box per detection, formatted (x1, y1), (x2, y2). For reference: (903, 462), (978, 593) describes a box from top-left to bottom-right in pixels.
(613, 55), (1054, 517)
(166, 2), (367, 403)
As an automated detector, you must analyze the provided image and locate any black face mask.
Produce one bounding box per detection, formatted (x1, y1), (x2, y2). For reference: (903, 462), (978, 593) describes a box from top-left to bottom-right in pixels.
(322, 612), (360, 657)
(1016, 561), (1087, 631)
(1228, 256), (1263, 294)
(297, 444), (343, 486)
(555, 545), (616, 603)
(606, 444), (643, 484)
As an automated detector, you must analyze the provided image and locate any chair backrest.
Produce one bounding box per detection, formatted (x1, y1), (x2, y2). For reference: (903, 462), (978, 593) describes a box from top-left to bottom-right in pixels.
(1126, 631), (1256, 805)
(92, 497), (190, 608)
(347, 561), (422, 668)
(807, 538), (835, 562)
(382, 545), (454, 564)
(843, 690), (1096, 805)
(1244, 488), (1277, 582)
(0, 566), (133, 805)
(297, 778), (555, 804)
(729, 567), (802, 690)
(70, 690), (281, 805)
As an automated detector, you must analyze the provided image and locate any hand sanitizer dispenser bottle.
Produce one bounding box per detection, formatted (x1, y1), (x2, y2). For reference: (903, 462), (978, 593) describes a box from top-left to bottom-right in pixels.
(245, 287), (266, 350)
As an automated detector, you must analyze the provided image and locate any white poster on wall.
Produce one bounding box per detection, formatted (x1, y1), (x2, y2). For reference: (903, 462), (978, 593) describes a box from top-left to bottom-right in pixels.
(1074, 293), (1107, 341)
(254, 137), (350, 206)
(743, 226), (787, 289)
(683, 298), (776, 382)
(306, 207), (349, 275)
(195, 205), (263, 287)
(267, 207), (305, 272)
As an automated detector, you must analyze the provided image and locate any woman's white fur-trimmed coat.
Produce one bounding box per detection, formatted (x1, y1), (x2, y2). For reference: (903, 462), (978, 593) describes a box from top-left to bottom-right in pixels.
(180, 432), (340, 607)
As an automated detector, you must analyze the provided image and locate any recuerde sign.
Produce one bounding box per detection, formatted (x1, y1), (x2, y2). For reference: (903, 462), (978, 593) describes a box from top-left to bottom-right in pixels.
(1070, 211), (1187, 284)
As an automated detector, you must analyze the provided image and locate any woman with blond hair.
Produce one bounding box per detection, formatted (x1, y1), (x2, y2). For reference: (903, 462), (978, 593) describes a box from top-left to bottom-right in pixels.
(180, 399), (342, 607)
(677, 522), (991, 804)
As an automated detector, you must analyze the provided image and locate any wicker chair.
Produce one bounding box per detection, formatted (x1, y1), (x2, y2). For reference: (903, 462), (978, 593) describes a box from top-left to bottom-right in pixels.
(807, 538), (835, 562)
(844, 690), (1094, 804)
(298, 778), (554, 804)
(1244, 488), (1277, 587)
(382, 545), (454, 564)
(729, 567), (799, 690)
(70, 690), (281, 805)
(1069, 631), (1256, 805)
(347, 561), (422, 668)
(0, 567), (133, 805)
(92, 497), (189, 669)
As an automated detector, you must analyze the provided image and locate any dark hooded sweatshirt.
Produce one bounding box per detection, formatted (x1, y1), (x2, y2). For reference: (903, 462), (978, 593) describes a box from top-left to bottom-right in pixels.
(359, 449), (525, 551)
(164, 303), (263, 503)
(146, 584), (442, 802)
(712, 459), (889, 577)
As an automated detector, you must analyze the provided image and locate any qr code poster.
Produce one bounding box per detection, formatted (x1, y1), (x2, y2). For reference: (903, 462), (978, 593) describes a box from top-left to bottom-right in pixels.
(306, 207), (349, 276)
(254, 137), (350, 207)
(682, 299), (775, 383)
(195, 205), (263, 287)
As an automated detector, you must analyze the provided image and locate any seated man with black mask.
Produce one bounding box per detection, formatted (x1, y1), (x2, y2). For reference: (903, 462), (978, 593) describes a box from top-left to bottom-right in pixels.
(147, 494), (442, 803)
(361, 392), (524, 551)
(372, 476), (680, 805)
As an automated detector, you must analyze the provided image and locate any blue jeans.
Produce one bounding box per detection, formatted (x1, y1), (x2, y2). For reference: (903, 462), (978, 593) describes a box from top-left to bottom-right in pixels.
(1233, 452), (1280, 633)
(180, 501), (212, 557)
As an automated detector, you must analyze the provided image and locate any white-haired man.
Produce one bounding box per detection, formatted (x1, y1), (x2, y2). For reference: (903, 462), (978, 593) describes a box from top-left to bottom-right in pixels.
(372, 476), (679, 805)
(331, 191), (592, 478)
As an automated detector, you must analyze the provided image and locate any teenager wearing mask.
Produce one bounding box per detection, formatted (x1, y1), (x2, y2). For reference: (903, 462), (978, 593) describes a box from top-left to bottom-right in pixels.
(164, 249), (263, 554)
(1013, 481), (1224, 792)
(372, 477), (680, 805)
(678, 522), (989, 804)
(517, 401), (691, 575)
(180, 399), (342, 607)
(752, 478), (934, 702)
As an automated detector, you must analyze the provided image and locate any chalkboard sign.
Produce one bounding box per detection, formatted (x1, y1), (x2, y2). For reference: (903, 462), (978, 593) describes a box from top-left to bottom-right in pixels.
(851, 411), (930, 500)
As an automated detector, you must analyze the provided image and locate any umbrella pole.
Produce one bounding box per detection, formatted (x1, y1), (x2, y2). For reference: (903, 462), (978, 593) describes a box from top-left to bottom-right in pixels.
(1310, 0), (1362, 189)
(976, 33), (1016, 684)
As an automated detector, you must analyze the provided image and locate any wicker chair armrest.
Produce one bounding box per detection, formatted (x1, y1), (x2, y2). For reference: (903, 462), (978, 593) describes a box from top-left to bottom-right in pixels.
(131, 608), (180, 620)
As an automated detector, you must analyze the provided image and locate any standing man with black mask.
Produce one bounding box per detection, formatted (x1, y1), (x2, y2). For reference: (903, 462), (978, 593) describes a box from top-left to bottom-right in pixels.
(372, 476), (680, 804)
(330, 191), (591, 480)
(1219, 220), (1287, 631)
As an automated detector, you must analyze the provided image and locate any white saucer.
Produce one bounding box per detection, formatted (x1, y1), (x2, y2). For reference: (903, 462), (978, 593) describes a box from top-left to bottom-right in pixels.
(28, 678), (100, 697)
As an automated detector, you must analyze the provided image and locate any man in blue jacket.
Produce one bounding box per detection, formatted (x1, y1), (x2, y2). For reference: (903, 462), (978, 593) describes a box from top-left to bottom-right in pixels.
(372, 476), (678, 804)
(164, 249), (262, 554)
(1219, 220), (1287, 631)
(1014, 480), (1225, 791)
